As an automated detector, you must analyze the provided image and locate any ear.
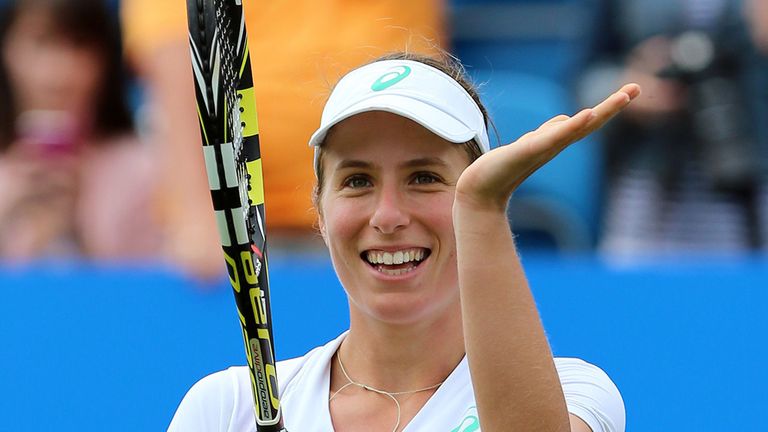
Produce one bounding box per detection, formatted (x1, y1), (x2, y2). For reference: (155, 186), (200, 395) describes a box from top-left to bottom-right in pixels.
(317, 215), (328, 245)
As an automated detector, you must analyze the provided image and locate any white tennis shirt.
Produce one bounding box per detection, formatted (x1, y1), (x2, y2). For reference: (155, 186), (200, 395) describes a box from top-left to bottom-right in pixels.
(168, 333), (625, 432)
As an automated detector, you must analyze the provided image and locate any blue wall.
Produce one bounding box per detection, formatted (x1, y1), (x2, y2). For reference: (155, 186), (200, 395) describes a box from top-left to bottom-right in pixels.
(2, 254), (767, 431)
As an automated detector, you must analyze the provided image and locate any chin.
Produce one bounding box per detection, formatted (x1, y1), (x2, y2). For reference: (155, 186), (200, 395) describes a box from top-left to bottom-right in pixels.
(358, 291), (454, 327)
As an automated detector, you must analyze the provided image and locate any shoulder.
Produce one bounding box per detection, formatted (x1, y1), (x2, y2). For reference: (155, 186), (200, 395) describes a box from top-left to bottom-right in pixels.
(554, 357), (626, 432)
(167, 366), (245, 432)
(168, 335), (345, 432)
(167, 360), (304, 432)
(167, 355), (314, 432)
(277, 337), (342, 399)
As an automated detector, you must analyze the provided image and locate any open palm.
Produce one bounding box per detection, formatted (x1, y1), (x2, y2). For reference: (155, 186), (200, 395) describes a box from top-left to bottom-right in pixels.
(455, 84), (641, 212)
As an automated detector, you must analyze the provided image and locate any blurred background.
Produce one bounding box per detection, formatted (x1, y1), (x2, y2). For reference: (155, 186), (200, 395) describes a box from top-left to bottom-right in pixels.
(1, 0), (767, 430)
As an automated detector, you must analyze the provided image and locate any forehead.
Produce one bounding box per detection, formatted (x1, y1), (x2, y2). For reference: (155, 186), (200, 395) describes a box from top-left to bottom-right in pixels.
(321, 111), (467, 164)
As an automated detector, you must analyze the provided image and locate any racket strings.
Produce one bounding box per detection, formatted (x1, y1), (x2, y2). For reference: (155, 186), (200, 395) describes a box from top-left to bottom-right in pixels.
(215, 0), (252, 237)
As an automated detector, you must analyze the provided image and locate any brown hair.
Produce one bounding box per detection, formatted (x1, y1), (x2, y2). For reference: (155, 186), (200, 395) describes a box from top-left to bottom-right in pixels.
(312, 52), (490, 214)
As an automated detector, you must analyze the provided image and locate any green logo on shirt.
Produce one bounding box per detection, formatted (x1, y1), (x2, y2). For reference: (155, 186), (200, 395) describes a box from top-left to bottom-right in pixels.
(450, 406), (480, 432)
(371, 66), (411, 91)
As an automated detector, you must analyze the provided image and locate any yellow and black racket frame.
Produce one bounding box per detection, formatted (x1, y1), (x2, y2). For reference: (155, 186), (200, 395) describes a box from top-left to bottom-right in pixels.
(186, 1), (286, 430)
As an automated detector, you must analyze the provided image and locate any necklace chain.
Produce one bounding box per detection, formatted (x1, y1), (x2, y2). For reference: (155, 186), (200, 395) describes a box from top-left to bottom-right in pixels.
(329, 351), (444, 432)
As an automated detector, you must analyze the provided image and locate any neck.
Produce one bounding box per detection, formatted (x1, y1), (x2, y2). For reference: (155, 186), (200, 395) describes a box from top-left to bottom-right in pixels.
(336, 302), (465, 392)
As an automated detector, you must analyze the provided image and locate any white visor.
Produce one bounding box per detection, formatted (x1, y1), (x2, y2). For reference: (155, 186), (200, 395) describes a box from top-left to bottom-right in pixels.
(308, 59), (490, 162)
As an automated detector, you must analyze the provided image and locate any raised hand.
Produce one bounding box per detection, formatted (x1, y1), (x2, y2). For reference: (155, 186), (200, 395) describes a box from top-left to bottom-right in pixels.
(455, 84), (641, 212)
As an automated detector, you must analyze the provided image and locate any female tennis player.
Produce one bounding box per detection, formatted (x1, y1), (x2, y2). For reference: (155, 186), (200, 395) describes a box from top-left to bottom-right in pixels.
(169, 52), (639, 432)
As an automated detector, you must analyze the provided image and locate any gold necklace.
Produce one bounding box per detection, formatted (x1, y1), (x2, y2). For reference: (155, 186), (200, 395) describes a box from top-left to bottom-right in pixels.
(329, 351), (444, 432)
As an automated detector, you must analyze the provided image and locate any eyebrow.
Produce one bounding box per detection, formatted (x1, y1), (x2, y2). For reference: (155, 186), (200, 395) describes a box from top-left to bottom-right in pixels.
(335, 157), (449, 171)
(336, 159), (374, 170)
(401, 157), (449, 169)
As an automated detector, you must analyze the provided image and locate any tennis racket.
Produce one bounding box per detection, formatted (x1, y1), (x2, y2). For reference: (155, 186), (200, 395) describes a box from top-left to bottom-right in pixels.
(186, 1), (286, 430)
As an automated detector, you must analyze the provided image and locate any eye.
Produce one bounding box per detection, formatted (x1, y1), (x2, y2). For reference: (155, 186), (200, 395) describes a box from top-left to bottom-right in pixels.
(343, 175), (372, 189)
(412, 172), (441, 185)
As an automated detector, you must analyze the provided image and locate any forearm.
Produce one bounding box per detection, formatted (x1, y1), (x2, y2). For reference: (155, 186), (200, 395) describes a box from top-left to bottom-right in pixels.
(450, 80), (638, 432)
(454, 202), (569, 432)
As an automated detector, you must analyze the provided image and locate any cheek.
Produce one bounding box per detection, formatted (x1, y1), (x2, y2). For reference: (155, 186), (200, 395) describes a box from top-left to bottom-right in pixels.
(320, 198), (371, 292)
(3, 40), (35, 96)
(68, 50), (103, 94)
(422, 193), (459, 277)
(320, 197), (366, 251)
(421, 193), (456, 236)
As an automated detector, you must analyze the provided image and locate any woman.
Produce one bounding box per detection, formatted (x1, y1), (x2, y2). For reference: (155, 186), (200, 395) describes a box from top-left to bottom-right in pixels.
(0, 0), (158, 260)
(169, 53), (639, 432)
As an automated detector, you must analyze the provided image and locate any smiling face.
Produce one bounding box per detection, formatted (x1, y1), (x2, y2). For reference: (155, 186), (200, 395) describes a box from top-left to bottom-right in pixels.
(318, 111), (472, 326)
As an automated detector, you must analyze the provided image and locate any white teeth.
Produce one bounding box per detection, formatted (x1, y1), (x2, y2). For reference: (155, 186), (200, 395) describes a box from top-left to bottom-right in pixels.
(376, 266), (415, 276)
(365, 248), (427, 265)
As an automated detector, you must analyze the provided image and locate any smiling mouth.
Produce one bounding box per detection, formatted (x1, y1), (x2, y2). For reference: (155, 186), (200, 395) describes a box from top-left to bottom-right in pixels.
(361, 248), (431, 276)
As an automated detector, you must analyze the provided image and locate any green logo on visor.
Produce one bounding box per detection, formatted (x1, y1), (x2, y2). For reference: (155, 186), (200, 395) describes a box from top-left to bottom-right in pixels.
(371, 66), (411, 91)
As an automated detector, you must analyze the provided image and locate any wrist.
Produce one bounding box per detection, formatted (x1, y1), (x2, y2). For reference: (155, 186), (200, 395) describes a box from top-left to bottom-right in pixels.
(452, 198), (511, 236)
(453, 185), (511, 215)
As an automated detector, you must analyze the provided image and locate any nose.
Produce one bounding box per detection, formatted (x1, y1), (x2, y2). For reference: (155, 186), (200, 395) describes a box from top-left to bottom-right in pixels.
(34, 45), (84, 109)
(369, 184), (409, 234)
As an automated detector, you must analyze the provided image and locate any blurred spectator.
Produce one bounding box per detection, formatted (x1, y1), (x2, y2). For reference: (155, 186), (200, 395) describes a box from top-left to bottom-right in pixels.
(744, 0), (768, 54)
(0, 0), (159, 261)
(120, 0), (446, 278)
(578, 0), (768, 257)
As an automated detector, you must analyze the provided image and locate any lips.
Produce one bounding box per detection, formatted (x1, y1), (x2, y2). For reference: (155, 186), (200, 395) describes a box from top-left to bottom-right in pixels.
(361, 247), (431, 276)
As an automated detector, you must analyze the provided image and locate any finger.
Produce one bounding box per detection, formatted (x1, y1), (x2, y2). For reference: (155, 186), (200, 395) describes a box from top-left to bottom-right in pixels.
(620, 83), (642, 99)
(523, 115), (570, 138)
(541, 114), (570, 126)
(541, 108), (594, 142)
(570, 83), (641, 140)
(518, 108), (594, 156)
(588, 83), (640, 124)
(506, 83), (638, 160)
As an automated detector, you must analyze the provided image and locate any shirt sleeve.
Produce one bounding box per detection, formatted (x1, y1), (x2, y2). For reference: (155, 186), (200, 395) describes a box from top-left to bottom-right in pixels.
(556, 357), (626, 432)
(167, 369), (238, 432)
